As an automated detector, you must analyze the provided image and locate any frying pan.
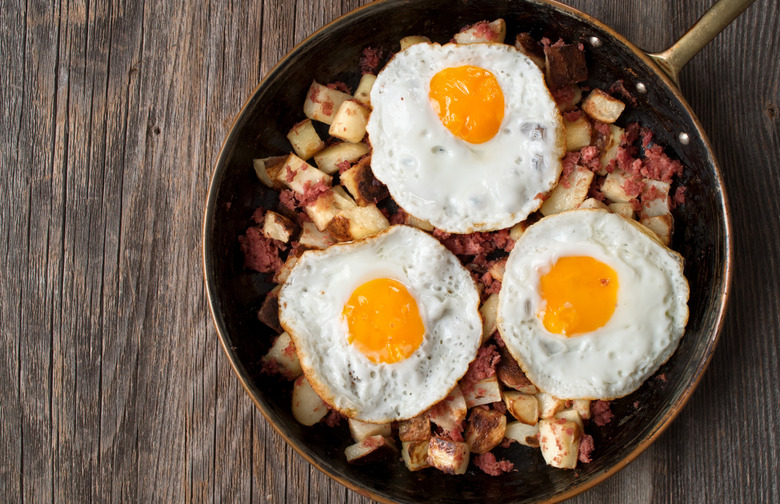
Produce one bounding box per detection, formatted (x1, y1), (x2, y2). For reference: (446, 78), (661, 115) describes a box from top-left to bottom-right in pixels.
(203, 0), (749, 501)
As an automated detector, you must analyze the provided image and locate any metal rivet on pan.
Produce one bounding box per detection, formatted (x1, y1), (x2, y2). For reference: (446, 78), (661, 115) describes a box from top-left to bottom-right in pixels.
(588, 36), (602, 47)
(679, 132), (690, 145)
(636, 82), (648, 94)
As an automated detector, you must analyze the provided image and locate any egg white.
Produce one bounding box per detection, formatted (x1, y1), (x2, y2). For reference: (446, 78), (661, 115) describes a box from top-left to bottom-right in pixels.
(497, 209), (689, 400)
(366, 42), (564, 233)
(278, 225), (482, 423)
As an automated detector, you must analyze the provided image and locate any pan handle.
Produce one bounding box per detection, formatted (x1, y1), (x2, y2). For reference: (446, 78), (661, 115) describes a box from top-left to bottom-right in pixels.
(648, 0), (755, 85)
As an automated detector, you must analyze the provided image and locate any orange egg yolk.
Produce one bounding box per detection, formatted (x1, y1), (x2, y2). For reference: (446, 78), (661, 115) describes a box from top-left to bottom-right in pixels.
(538, 256), (619, 336)
(428, 65), (505, 144)
(342, 278), (424, 364)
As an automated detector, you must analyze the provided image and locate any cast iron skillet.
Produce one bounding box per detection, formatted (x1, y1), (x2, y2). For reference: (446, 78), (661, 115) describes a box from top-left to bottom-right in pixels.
(203, 0), (747, 501)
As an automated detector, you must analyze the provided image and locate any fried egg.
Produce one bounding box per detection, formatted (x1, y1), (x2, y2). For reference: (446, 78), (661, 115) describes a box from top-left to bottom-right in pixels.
(366, 42), (564, 233)
(278, 225), (482, 423)
(497, 209), (689, 400)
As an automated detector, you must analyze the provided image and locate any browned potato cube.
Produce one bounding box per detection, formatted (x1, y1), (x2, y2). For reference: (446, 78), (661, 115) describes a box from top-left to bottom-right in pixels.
(514, 33), (545, 70)
(326, 204), (389, 241)
(261, 331), (302, 380)
(275, 153), (332, 194)
(540, 166), (594, 215)
(537, 393), (566, 419)
(273, 254), (298, 285)
(329, 100), (371, 143)
(640, 179), (671, 219)
(609, 201), (635, 219)
(554, 409), (584, 433)
(304, 186), (357, 231)
(599, 124), (625, 172)
(504, 391), (540, 425)
(298, 221), (336, 250)
(463, 375), (502, 408)
(263, 210), (295, 243)
(313, 141), (370, 175)
(354, 74), (377, 108)
(340, 156), (389, 206)
(465, 408), (506, 454)
(578, 197), (609, 211)
(496, 345), (538, 394)
(345, 435), (396, 465)
(399, 35), (431, 51)
(582, 89), (625, 124)
(348, 419), (392, 442)
(292, 375), (329, 426)
(564, 115), (592, 152)
(253, 155), (287, 188)
(505, 421), (540, 448)
(398, 414), (431, 442)
(257, 285), (283, 333)
(303, 80), (352, 125)
(640, 214), (673, 245)
(479, 293), (499, 344)
(401, 441), (431, 471)
(427, 437), (470, 475)
(429, 385), (467, 433)
(287, 118), (325, 160)
(539, 418), (581, 469)
(453, 19), (506, 44)
(601, 170), (633, 203)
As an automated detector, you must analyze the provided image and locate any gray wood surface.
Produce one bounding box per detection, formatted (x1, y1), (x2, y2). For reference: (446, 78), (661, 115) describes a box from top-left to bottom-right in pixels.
(1, 0), (777, 502)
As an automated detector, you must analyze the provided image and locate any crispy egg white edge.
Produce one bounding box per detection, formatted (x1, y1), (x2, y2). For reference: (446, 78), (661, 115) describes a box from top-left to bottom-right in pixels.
(496, 209), (690, 400)
(366, 42), (565, 233)
(278, 225), (483, 423)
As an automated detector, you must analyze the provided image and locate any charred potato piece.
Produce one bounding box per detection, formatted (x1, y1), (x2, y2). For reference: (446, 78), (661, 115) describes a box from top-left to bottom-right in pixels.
(465, 408), (506, 455)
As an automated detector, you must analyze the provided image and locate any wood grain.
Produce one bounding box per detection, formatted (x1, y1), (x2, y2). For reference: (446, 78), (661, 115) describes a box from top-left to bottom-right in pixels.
(0, 0), (777, 503)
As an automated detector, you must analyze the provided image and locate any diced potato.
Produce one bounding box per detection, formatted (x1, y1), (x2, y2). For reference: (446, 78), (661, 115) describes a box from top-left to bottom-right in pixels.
(555, 85), (584, 113)
(326, 204), (389, 241)
(572, 399), (592, 420)
(582, 89), (625, 124)
(537, 393), (565, 419)
(640, 179), (671, 219)
(313, 141), (370, 175)
(505, 421), (540, 448)
(257, 285), (283, 333)
(275, 153), (332, 194)
(399, 413), (431, 442)
(488, 258), (507, 282)
(545, 44), (588, 89)
(261, 331), (302, 380)
(329, 100), (371, 143)
(509, 221), (528, 241)
(554, 409), (584, 433)
(640, 214), (673, 245)
(348, 419), (392, 442)
(273, 254), (298, 284)
(578, 197), (608, 210)
(427, 437), (470, 475)
(340, 156), (389, 206)
(253, 155), (287, 189)
(353, 74), (377, 108)
(429, 385), (467, 433)
(400, 35), (432, 51)
(304, 186), (358, 231)
(345, 435), (396, 465)
(496, 345), (538, 394)
(298, 221), (335, 249)
(263, 210), (295, 243)
(292, 375), (329, 426)
(538, 418), (581, 469)
(463, 375), (502, 408)
(479, 293), (499, 345)
(465, 408), (506, 454)
(599, 124), (625, 172)
(404, 213), (435, 232)
(287, 119), (325, 160)
(601, 170), (633, 203)
(540, 166), (594, 216)
(504, 391), (539, 425)
(608, 201), (635, 219)
(303, 80), (352, 125)
(454, 19), (506, 44)
(564, 115), (592, 152)
(401, 441), (431, 471)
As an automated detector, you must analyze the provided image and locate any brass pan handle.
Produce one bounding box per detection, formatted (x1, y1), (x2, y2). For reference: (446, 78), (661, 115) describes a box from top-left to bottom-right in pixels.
(649, 0), (756, 85)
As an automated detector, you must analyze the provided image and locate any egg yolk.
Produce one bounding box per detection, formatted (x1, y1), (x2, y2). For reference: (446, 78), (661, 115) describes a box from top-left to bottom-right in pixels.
(538, 256), (619, 336)
(428, 65), (505, 144)
(342, 278), (424, 364)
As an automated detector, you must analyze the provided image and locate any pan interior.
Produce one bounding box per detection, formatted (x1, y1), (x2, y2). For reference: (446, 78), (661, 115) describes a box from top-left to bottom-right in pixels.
(203, 1), (729, 502)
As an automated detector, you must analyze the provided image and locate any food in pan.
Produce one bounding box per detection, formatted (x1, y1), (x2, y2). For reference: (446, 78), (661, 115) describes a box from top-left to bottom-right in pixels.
(241, 18), (689, 475)
(367, 42), (565, 233)
(278, 225), (482, 424)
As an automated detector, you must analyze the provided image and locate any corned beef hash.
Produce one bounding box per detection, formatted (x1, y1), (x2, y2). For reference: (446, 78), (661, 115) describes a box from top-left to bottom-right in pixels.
(240, 19), (690, 475)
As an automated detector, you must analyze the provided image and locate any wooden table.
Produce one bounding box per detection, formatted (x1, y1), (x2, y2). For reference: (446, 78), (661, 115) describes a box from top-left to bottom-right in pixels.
(2, 0), (778, 502)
